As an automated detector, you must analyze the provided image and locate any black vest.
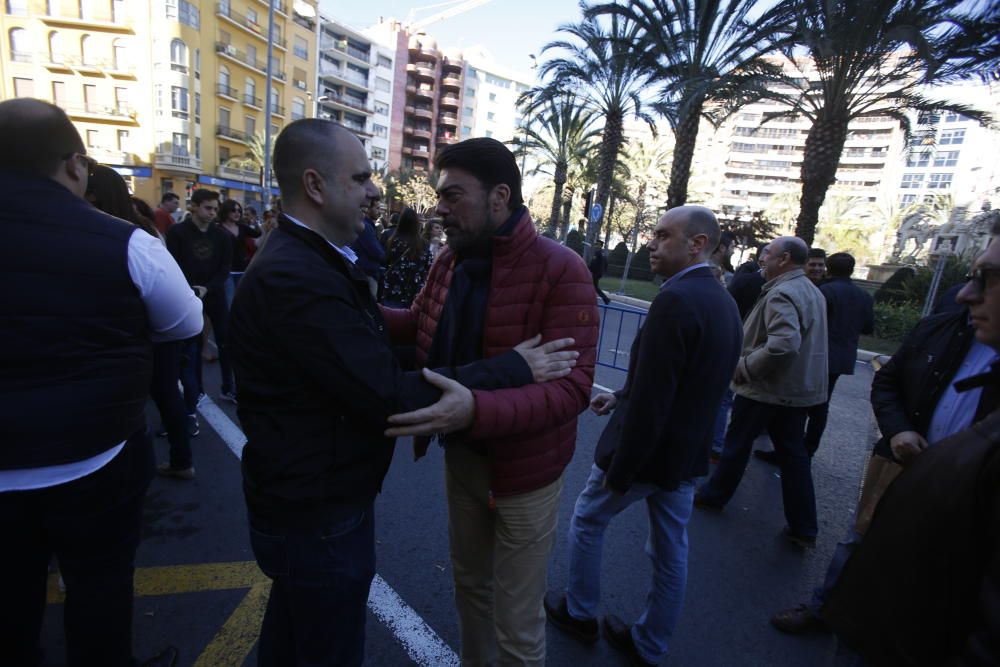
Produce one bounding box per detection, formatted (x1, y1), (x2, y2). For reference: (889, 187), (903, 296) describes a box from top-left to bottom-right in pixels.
(0, 171), (152, 469)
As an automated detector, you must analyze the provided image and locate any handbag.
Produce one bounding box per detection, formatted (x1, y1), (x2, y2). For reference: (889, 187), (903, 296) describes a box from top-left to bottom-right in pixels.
(853, 453), (904, 536)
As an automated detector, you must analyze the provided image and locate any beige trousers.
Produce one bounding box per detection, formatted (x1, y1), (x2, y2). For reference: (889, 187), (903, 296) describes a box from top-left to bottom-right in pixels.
(445, 446), (563, 667)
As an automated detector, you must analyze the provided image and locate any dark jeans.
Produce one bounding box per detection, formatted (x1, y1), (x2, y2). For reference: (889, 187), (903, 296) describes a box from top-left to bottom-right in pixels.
(181, 291), (233, 405)
(0, 430), (154, 667)
(804, 374), (841, 456)
(809, 527), (863, 613)
(592, 275), (610, 304)
(150, 341), (192, 469)
(699, 395), (818, 537)
(249, 505), (376, 667)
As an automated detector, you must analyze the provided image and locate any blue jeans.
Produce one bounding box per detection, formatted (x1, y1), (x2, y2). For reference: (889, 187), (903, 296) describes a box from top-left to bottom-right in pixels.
(809, 527), (863, 614)
(249, 505), (376, 667)
(566, 464), (695, 664)
(711, 389), (735, 454)
(699, 395), (817, 537)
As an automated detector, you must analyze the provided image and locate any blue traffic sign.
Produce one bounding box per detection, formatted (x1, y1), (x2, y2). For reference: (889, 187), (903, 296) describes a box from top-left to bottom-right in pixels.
(589, 203), (603, 223)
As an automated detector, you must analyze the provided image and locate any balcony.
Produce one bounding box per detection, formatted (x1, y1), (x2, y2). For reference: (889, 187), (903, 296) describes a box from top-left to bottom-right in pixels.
(154, 153), (202, 172)
(243, 93), (262, 109)
(408, 41), (438, 63)
(318, 61), (368, 88)
(406, 127), (432, 140)
(271, 104), (285, 116)
(217, 164), (258, 182)
(412, 87), (434, 101)
(411, 107), (433, 120)
(215, 42), (286, 80)
(64, 104), (137, 122)
(10, 51), (32, 63)
(41, 11), (135, 33)
(407, 62), (435, 82)
(319, 92), (374, 115)
(321, 37), (371, 64)
(441, 76), (462, 90)
(88, 147), (134, 165)
(442, 58), (462, 73)
(217, 83), (238, 100)
(341, 120), (371, 136)
(438, 113), (458, 126)
(216, 3), (287, 49)
(216, 125), (250, 143)
(256, 0), (287, 16)
(436, 133), (457, 145)
(440, 95), (460, 109)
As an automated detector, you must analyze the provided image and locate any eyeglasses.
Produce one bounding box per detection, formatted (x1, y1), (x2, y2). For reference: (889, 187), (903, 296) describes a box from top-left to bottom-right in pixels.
(64, 152), (98, 178)
(964, 267), (1000, 292)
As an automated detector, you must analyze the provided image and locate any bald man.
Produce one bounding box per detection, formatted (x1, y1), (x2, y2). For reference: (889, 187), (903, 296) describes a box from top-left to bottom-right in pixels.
(545, 206), (743, 666)
(696, 236), (829, 547)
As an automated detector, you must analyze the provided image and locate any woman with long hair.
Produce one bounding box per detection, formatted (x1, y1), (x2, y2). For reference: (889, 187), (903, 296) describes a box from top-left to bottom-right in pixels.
(422, 217), (445, 259)
(381, 207), (433, 308)
(85, 166), (158, 238)
(218, 198), (262, 275)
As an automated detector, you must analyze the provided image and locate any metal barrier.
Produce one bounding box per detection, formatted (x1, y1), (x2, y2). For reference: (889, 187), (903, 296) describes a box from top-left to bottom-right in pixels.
(596, 302), (647, 371)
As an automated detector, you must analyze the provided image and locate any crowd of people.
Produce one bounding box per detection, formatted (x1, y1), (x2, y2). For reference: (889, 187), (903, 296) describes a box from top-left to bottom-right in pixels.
(1, 96), (998, 667)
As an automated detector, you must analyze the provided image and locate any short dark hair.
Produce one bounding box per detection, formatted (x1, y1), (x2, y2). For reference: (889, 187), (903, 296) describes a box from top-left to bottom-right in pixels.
(161, 192), (179, 204)
(434, 137), (523, 209)
(191, 188), (219, 206)
(594, 240), (604, 247)
(718, 230), (736, 248)
(0, 98), (84, 177)
(807, 247), (827, 260)
(826, 252), (855, 277)
(273, 118), (344, 201)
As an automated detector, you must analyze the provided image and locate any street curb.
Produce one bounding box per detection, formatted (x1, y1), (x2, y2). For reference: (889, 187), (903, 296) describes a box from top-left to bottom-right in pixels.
(607, 295), (889, 364)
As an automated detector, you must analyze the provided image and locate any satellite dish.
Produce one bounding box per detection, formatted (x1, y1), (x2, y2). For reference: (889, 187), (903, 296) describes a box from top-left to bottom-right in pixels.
(292, 1), (316, 18)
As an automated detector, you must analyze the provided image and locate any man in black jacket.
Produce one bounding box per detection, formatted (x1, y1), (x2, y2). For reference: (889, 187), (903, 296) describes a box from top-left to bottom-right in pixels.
(544, 206), (743, 666)
(229, 119), (577, 667)
(727, 243), (768, 320)
(589, 240), (611, 305)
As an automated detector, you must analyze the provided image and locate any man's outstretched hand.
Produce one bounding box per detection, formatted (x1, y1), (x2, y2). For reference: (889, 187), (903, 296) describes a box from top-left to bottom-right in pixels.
(385, 368), (475, 437)
(514, 334), (578, 383)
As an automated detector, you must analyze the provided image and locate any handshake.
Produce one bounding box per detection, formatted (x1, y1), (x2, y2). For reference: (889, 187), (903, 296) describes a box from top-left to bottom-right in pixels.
(384, 335), (579, 437)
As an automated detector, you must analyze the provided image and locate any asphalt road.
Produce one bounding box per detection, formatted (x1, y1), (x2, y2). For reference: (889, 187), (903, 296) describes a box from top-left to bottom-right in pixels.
(37, 302), (874, 666)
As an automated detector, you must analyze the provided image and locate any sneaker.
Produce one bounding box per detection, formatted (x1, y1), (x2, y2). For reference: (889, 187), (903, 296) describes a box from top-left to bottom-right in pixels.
(157, 462), (195, 480)
(543, 591), (599, 645)
(187, 414), (200, 438)
(219, 390), (238, 405)
(782, 527), (817, 549)
(770, 604), (828, 634)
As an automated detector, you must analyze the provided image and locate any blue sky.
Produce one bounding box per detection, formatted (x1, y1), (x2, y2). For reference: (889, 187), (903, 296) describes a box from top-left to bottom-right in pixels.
(320, 0), (585, 79)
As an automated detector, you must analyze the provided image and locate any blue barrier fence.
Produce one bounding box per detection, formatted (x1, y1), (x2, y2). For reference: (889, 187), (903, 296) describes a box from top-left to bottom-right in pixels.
(596, 302), (647, 372)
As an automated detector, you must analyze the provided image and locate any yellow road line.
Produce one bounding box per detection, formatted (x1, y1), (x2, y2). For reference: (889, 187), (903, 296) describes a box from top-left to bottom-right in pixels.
(193, 582), (271, 667)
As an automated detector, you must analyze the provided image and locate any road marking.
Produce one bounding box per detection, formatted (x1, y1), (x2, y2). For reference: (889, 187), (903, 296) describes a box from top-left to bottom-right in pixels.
(194, 583), (271, 667)
(199, 396), (460, 667)
(593, 383), (614, 393)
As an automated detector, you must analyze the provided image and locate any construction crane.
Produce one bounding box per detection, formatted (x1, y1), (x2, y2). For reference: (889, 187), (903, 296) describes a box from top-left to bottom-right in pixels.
(405, 0), (493, 31)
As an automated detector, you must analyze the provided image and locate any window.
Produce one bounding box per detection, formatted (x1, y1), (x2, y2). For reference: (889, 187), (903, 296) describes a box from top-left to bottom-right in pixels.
(246, 8), (257, 23)
(83, 83), (97, 112)
(6, 0), (27, 14)
(906, 152), (930, 167)
(489, 92), (496, 102)
(48, 31), (63, 64)
(171, 86), (188, 118)
(194, 92), (200, 121)
(117, 129), (129, 152)
(111, 0), (125, 22)
(487, 112), (495, 121)
(485, 130), (493, 138)
(899, 194), (916, 206)
(374, 102), (388, 115)
(944, 112), (966, 123)
(465, 87), (475, 97)
(13, 77), (33, 97)
(462, 125), (471, 137)
(165, 0), (199, 28)
(291, 97), (305, 120)
(112, 39), (127, 70)
(219, 146), (230, 163)
(245, 115), (255, 137)
(928, 173), (952, 189)
(80, 34), (97, 65)
(51, 81), (66, 106)
(8, 28), (29, 62)
(371, 147), (386, 160)
(270, 86), (279, 110)
(294, 36), (308, 60)
(171, 132), (188, 156)
(244, 77), (257, 105)
(86, 129), (98, 147)
(170, 38), (187, 73)
(484, 73), (510, 88)
(194, 48), (200, 78)
(246, 44), (258, 68)
(933, 151), (959, 167)
(219, 65), (230, 90)
(219, 107), (230, 129)
(378, 55), (392, 68)
(375, 77), (390, 92)
(194, 137), (200, 158)
(940, 129), (965, 145)
(900, 174), (924, 189)
(373, 124), (387, 137)
(463, 106), (473, 118)
(917, 111), (940, 125)
(114, 86), (128, 112)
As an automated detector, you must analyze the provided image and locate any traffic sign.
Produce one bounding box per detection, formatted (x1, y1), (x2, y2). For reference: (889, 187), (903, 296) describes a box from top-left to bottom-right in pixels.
(589, 203), (603, 223)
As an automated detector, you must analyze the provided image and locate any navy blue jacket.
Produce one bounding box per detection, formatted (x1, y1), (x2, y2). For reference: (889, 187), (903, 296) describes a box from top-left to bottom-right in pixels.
(821, 277), (874, 376)
(595, 266), (743, 491)
(728, 269), (765, 320)
(350, 217), (386, 281)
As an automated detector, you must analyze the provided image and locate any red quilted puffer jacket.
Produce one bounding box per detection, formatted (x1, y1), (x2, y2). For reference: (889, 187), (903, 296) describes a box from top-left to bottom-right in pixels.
(382, 209), (599, 496)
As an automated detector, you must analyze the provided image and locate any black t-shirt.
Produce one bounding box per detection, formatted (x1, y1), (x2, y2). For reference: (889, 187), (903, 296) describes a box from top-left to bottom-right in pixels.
(165, 220), (233, 294)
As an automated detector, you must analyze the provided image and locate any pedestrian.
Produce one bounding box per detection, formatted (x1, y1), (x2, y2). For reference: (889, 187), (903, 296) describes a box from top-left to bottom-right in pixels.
(728, 243), (769, 320)
(544, 206), (743, 666)
(85, 165), (158, 239)
(423, 217), (445, 259)
(756, 251), (874, 463)
(821, 232), (1000, 665)
(153, 191), (180, 236)
(229, 120), (580, 667)
(695, 236), (829, 547)
(0, 98), (201, 667)
(770, 287), (984, 634)
(710, 230), (737, 285)
(589, 239), (611, 304)
(381, 137), (599, 666)
(379, 210), (400, 249)
(350, 189), (387, 297)
(218, 199), (262, 274)
(166, 189), (237, 405)
(805, 247), (827, 285)
(381, 207), (433, 308)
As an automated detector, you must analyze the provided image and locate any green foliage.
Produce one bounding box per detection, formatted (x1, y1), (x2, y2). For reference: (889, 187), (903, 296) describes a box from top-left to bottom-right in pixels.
(607, 241), (629, 272)
(565, 229), (585, 257)
(875, 257), (970, 305)
(873, 301), (923, 343)
(874, 267), (917, 305)
(629, 245), (654, 281)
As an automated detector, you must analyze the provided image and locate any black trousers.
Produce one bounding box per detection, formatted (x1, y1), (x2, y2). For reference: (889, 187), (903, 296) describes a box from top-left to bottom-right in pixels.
(804, 373), (841, 456)
(593, 275), (610, 304)
(150, 341), (192, 468)
(0, 430), (154, 667)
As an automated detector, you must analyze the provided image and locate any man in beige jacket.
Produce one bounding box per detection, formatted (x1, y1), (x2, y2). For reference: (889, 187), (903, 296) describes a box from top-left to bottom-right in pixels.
(695, 236), (828, 547)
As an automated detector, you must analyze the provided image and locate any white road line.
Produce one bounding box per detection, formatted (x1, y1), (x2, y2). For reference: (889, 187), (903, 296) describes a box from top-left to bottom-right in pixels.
(197, 396), (460, 667)
(593, 383), (614, 393)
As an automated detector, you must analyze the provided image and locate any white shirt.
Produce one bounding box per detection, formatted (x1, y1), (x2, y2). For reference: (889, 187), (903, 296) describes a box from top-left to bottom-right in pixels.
(0, 230), (204, 492)
(284, 213), (359, 264)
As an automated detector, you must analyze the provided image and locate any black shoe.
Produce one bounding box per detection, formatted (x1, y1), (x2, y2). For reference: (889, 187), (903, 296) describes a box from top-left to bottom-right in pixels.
(770, 604), (829, 634)
(187, 414), (200, 438)
(754, 449), (781, 465)
(602, 614), (655, 667)
(219, 389), (238, 405)
(139, 646), (178, 667)
(782, 527), (817, 549)
(544, 591), (599, 645)
(693, 493), (724, 512)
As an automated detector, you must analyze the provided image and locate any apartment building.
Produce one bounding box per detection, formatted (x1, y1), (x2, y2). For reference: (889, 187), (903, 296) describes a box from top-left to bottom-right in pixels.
(460, 46), (530, 145)
(316, 16), (394, 171)
(1, 0), (319, 210)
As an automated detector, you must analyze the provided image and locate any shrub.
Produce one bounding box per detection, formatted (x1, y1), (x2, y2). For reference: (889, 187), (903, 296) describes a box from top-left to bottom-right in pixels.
(565, 230), (584, 257)
(873, 301), (923, 342)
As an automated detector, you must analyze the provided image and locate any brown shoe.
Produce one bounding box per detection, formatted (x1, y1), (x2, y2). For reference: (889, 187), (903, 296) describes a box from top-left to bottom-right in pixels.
(157, 463), (195, 480)
(544, 591), (599, 645)
(770, 604), (828, 634)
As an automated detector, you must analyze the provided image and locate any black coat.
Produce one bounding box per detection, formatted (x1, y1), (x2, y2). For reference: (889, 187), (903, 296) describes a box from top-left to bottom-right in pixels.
(727, 269), (765, 320)
(595, 267), (743, 491)
(823, 409), (1000, 666)
(820, 277), (874, 376)
(589, 249), (608, 278)
(870, 309), (972, 459)
(230, 216), (530, 530)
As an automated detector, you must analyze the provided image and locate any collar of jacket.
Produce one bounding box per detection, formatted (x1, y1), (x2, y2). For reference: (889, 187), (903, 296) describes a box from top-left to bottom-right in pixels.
(760, 267), (807, 294)
(276, 214), (370, 285)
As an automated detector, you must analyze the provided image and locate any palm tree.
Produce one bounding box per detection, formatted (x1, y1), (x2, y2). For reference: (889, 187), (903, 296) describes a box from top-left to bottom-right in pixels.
(768, 0), (993, 244)
(588, 0), (794, 209)
(517, 92), (602, 235)
(615, 136), (673, 281)
(528, 10), (658, 254)
(225, 133), (276, 187)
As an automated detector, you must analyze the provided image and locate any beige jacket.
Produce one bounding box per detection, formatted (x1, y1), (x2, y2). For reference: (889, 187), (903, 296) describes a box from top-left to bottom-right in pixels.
(734, 268), (829, 407)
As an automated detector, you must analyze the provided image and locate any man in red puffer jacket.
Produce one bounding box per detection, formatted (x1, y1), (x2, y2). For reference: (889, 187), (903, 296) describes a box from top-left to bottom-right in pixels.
(382, 138), (598, 666)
